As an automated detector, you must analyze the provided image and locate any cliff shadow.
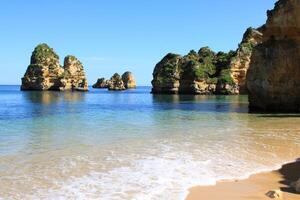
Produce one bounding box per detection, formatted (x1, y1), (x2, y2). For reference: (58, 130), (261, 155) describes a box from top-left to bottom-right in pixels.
(278, 159), (300, 194)
(258, 114), (300, 118)
(151, 94), (249, 113)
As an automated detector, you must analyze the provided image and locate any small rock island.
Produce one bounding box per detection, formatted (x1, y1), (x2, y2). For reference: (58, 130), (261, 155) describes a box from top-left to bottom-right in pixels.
(151, 27), (262, 95)
(21, 43), (88, 91)
(93, 71), (136, 91)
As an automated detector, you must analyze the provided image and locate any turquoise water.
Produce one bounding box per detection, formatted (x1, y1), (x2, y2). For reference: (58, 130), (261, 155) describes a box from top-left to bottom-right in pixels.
(0, 86), (300, 200)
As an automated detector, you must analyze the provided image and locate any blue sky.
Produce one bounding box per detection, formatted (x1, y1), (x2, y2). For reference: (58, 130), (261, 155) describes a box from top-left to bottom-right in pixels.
(0, 0), (276, 86)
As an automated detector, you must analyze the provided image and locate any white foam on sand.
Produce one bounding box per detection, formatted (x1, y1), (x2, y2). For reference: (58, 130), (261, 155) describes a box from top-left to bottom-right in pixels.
(29, 144), (291, 200)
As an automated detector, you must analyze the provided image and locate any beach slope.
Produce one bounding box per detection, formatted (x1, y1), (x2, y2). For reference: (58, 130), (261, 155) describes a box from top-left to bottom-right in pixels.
(186, 161), (300, 200)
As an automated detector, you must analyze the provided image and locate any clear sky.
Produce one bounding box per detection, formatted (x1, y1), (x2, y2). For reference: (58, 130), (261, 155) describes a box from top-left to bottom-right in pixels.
(0, 0), (276, 86)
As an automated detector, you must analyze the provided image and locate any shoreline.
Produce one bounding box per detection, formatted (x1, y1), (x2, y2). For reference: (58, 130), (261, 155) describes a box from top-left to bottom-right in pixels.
(185, 159), (300, 200)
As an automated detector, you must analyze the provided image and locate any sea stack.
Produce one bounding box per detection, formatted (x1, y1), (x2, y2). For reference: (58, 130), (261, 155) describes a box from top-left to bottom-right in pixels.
(247, 0), (300, 112)
(108, 73), (126, 91)
(92, 78), (109, 88)
(21, 44), (88, 91)
(59, 55), (88, 91)
(21, 43), (64, 90)
(93, 71), (136, 90)
(122, 71), (136, 89)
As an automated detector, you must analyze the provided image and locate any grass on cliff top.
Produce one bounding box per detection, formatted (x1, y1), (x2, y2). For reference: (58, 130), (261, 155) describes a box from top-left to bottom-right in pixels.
(30, 43), (59, 64)
(154, 47), (236, 85)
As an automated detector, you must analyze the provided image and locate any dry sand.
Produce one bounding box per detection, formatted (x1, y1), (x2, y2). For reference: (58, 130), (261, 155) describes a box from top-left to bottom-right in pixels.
(186, 160), (300, 200)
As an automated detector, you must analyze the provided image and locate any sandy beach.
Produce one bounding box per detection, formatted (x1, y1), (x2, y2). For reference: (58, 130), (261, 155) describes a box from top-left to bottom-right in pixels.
(186, 160), (300, 200)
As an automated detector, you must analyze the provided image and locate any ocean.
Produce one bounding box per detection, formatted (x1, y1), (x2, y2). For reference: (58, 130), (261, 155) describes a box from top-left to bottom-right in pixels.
(0, 85), (300, 200)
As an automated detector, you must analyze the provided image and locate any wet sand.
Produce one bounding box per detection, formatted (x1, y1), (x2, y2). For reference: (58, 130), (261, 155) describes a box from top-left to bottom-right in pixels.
(186, 160), (300, 200)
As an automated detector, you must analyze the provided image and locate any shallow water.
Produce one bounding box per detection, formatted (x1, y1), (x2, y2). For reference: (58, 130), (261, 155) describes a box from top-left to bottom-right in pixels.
(0, 85), (300, 200)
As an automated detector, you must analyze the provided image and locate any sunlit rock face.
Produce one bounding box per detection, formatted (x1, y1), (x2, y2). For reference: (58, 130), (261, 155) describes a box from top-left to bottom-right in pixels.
(122, 71), (136, 89)
(59, 55), (88, 91)
(108, 73), (126, 91)
(151, 49), (238, 95)
(247, 0), (300, 112)
(230, 28), (263, 94)
(21, 43), (64, 90)
(21, 44), (88, 91)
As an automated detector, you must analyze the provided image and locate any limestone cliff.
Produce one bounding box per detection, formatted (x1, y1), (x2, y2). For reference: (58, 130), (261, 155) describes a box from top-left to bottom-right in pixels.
(151, 48), (238, 95)
(21, 44), (64, 90)
(230, 28), (263, 94)
(60, 55), (88, 91)
(247, 0), (300, 112)
(151, 53), (181, 94)
(122, 71), (136, 89)
(151, 27), (263, 95)
(21, 44), (88, 91)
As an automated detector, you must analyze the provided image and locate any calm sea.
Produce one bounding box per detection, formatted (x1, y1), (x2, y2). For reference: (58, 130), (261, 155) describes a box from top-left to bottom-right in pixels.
(0, 85), (300, 200)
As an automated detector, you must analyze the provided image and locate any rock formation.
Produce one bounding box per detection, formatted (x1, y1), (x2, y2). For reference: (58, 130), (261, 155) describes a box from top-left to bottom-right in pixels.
(151, 48), (238, 95)
(247, 0), (300, 112)
(122, 71), (136, 89)
(21, 44), (88, 91)
(59, 55), (88, 91)
(230, 27), (263, 94)
(92, 78), (110, 88)
(151, 53), (181, 94)
(291, 178), (300, 193)
(21, 43), (64, 90)
(265, 190), (283, 199)
(151, 26), (263, 95)
(108, 73), (126, 91)
(93, 71), (136, 91)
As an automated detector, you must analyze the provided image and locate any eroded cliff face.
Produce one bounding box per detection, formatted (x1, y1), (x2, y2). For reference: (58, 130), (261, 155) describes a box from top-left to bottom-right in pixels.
(151, 53), (181, 94)
(151, 48), (238, 95)
(151, 26), (264, 95)
(108, 73), (126, 91)
(247, 0), (300, 112)
(21, 44), (64, 90)
(230, 28), (263, 94)
(60, 55), (88, 91)
(21, 44), (88, 91)
(122, 71), (136, 89)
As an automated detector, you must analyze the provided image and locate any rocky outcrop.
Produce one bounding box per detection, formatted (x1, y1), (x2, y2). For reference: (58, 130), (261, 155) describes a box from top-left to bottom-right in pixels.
(108, 73), (126, 91)
(92, 78), (110, 88)
(151, 26), (264, 95)
(93, 71), (136, 91)
(291, 178), (300, 193)
(21, 44), (64, 90)
(59, 55), (88, 91)
(122, 71), (136, 89)
(230, 28), (263, 94)
(265, 190), (283, 199)
(151, 53), (181, 94)
(21, 44), (88, 91)
(151, 48), (238, 95)
(247, 0), (300, 112)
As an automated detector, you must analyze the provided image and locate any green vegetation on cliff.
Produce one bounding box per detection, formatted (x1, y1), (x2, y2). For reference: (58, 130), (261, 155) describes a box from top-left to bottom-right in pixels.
(151, 46), (237, 94)
(30, 43), (59, 65)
